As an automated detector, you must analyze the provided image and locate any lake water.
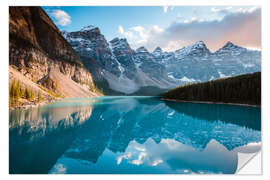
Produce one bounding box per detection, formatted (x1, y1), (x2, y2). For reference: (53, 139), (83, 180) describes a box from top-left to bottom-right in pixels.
(9, 96), (261, 174)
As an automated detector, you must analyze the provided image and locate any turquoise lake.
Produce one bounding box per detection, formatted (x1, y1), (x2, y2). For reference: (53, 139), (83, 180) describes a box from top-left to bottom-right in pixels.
(9, 96), (261, 174)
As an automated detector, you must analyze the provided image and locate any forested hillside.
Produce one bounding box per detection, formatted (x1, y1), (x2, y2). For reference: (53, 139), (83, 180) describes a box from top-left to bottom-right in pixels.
(162, 72), (261, 106)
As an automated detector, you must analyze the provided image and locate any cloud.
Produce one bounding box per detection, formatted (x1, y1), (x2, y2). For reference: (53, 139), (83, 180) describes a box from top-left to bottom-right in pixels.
(191, 17), (197, 21)
(118, 6), (261, 52)
(48, 9), (71, 26)
(211, 7), (220, 13)
(163, 6), (175, 14)
(152, 159), (163, 166)
(117, 152), (132, 165)
(161, 6), (261, 51)
(130, 26), (148, 39)
(163, 6), (168, 13)
(118, 25), (124, 34)
(131, 152), (147, 166)
(118, 24), (164, 50)
(118, 25), (134, 39)
(211, 7), (232, 15)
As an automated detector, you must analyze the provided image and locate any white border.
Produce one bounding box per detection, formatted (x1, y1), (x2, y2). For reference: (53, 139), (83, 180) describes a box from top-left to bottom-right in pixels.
(1, 0), (270, 179)
(6, 0), (263, 6)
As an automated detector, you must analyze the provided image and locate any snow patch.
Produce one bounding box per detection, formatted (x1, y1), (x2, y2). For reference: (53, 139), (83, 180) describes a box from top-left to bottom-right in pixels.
(243, 64), (255, 68)
(218, 71), (229, 78)
(180, 76), (197, 82)
(81, 25), (97, 32)
(68, 37), (85, 42)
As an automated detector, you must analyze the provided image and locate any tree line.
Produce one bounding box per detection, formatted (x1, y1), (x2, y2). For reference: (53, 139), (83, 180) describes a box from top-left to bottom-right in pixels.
(162, 72), (261, 106)
(9, 79), (42, 106)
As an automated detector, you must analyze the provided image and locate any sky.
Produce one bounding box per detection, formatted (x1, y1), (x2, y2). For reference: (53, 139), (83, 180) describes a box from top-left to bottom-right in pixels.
(44, 6), (261, 52)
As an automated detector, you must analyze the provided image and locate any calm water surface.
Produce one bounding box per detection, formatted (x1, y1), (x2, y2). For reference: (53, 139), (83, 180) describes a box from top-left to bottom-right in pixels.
(9, 96), (261, 174)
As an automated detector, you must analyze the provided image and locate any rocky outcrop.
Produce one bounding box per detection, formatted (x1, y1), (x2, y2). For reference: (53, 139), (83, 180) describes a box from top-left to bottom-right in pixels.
(63, 26), (121, 78)
(109, 37), (137, 79)
(9, 7), (100, 102)
(9, 7), (81, 66)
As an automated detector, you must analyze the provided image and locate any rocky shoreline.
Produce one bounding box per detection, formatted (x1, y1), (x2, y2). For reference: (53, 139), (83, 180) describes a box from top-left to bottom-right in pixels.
(9, 98), (59, 111)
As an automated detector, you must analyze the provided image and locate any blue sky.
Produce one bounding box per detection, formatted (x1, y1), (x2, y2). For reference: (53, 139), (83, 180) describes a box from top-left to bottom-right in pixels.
(44, 6), (261, 52)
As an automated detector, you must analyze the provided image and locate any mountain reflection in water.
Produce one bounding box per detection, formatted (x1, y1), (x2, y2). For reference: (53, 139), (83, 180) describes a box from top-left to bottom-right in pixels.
(9, 96), (261, 174)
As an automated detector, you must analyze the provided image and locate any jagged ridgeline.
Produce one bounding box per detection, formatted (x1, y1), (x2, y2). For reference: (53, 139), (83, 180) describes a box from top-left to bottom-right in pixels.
(162, 72), (261, 106)
(63, 26), (261, 95)
(9, 7), (101, 108)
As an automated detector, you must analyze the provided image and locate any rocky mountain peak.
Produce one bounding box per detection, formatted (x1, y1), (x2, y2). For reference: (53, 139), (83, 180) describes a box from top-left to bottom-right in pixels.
(223, 41), (235, 48)
(110, 37), (120, 43)
(192, 40), (208, 50)
(136, 46), (149, 53)
(109, 37), (134, 57)
(154, 46), (162, 52)
(152, 47), (164, 59)
(80, 25), (100, 33)
(61, 30), (68, 38)
(174, 40), (210, 58)
(110, 37), (128, 48)
(153, 47), (163, 53)
(215, 41), (246, 55)
(221, 41), (246, 51)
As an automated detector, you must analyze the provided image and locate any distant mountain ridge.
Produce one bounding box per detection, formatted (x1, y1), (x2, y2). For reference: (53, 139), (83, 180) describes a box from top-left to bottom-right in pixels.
(62, 25), (261, 95)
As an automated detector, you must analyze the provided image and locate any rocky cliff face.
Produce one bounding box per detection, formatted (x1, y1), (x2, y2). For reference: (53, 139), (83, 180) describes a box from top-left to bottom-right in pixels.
(9, 7), (99, 101)
(62, 26), (121, 78)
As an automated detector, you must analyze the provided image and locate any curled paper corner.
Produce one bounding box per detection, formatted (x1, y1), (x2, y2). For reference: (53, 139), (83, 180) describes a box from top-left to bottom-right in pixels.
(236, 151), (262, 174)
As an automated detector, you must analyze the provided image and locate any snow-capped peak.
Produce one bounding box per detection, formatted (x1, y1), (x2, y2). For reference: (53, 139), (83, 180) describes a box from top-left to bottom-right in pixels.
(61, 30), (69, 38)
(224, 41), (234, 47)
(110, 37), (128, 47)
(222, 41), (241, 49)
(80, 25), (99, 32)
(153, 47), (162, 53)
(194, 40), (205, 46)
(174, 40), (210, 58)
(152, 47), (163, 57)
(215, 41), (247, 55)
(136, 46), (149, 53)
(192, 40), (208, 49)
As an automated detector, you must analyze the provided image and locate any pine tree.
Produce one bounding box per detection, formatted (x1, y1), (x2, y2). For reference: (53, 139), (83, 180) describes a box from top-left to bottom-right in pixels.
(37, 91), (42, 102)
(15, 80), (21, 98)
(20, 87), (25, 98)
(25, 87), (31, 100)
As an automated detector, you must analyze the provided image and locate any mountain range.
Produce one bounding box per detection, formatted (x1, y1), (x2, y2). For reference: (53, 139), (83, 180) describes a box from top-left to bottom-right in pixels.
(63, 25), (261, 95)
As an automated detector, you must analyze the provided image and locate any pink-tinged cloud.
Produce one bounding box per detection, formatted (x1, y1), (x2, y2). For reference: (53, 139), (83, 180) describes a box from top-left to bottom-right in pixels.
(147, 7), (261, 52)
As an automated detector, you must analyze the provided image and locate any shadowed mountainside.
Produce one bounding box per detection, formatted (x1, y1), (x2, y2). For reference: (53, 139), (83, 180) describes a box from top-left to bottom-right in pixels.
(9, 7), (102, 108)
